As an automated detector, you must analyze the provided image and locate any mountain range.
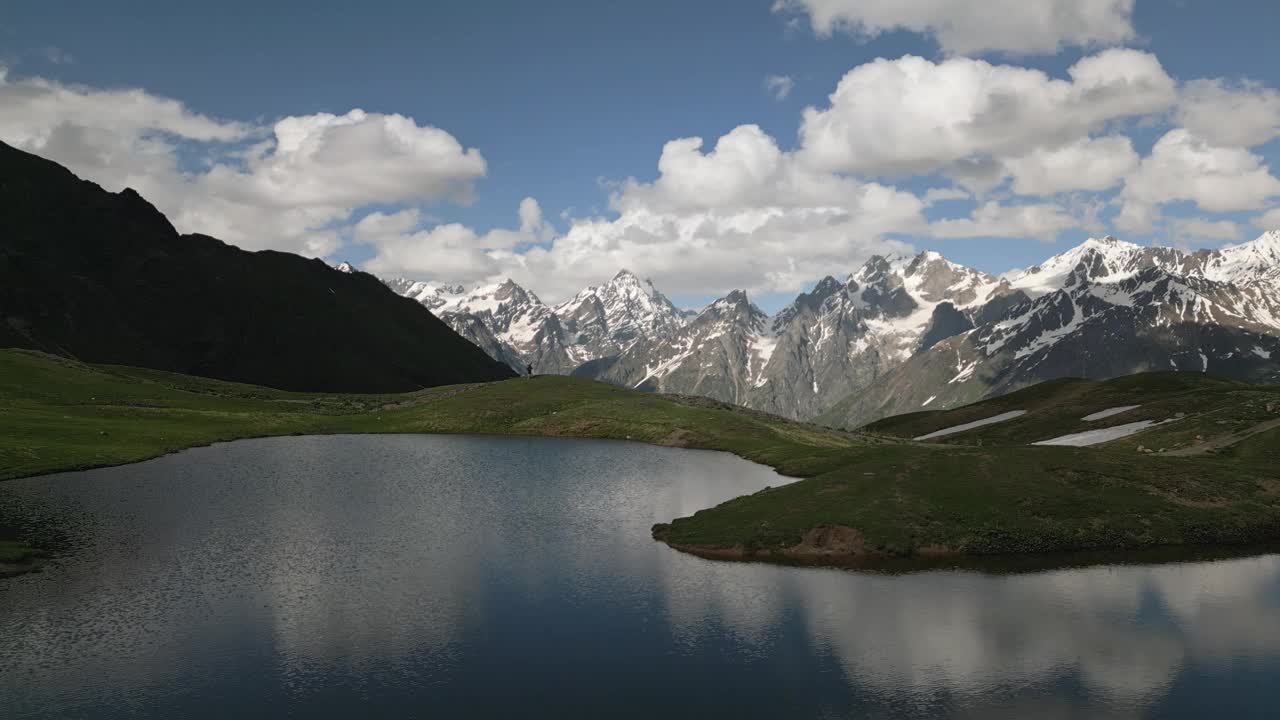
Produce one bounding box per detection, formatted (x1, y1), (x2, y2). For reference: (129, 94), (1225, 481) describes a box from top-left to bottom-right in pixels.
(381, 269), (690, 375)
(1, 141), (1275, 427)
(376, 232), (1280, 428)
(0, 142), (513, 393)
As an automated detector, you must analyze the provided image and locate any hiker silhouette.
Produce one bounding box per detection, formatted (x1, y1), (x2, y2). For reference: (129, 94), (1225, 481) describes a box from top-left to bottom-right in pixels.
(526, 362), (533, 378)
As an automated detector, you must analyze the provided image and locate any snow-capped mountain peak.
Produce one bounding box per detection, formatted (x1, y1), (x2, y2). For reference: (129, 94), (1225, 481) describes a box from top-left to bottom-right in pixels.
(613, 287), (773, 399)
(849, 251), (999, 306)
(829, 250), (1006, 364)
(1008, 236), (1150, 296)
(610, 268), (642, 283)
(1204, 230), (1280, 287)
(386, 279), (468, 311)
(771, 275), (844, 330)
(578, 268), (672, 307)
(1256, 228), (1280, 249)
(813, 275), (843, 295)
(849, 252), (901, 285)
(902, 250), (1001, 307)
(710, 289), (751, 310)
(423, 278), (541, 325)
(552, 268), (688, 354)
(1004, 232), (1280, 298)
(696, 290), (769, 334)
(378, 230), (1278, 429)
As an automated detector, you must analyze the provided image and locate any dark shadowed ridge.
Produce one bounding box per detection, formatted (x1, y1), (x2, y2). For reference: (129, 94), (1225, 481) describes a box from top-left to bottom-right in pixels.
(0, 141), (514, 392)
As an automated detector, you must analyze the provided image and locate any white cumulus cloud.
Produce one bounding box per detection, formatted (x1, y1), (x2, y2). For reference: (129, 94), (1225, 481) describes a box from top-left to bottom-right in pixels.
(0, 68), (249, 147)
(364, 124), (926, 299)
(0, 68), (487, 258)
(201, 110), (486, 209)
(1002, 135), (1140, 196)
(927, 200), (1089, 241)
(798, 50), (1175, 179)
(1254, 207), (1280, 231)
(1119, 129), (1280, 233)
(1177, 78), (1280, 148)
(773, 0), (1137, 55)
(7, 34), (1280, 306)
(1169, 218), (1243, 244)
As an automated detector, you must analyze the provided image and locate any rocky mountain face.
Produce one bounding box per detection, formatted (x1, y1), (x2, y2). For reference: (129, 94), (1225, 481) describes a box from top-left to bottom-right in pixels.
(576, 250), (1012, 419)
(370, 232), (1280, 428)
(383, 270), (685, 374)
(554, 270), (689, 361)
(819, 235), (1280, 428)
(573, 290), (773, 406)
(392, 280), (573, 373)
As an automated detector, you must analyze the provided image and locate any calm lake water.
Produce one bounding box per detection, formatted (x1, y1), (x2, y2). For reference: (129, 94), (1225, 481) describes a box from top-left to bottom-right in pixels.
(1, 435), (1278, 719)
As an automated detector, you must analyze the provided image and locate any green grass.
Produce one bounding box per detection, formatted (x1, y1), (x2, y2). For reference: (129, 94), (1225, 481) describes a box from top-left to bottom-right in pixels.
(656, 444), (1280, 556)
(1220, 427), (1280, 465)
(0, 349), (861, 482)
(655, 372), (1280, 560)
(2, 349), (1278, 566)
(862, 372), (1280, 451)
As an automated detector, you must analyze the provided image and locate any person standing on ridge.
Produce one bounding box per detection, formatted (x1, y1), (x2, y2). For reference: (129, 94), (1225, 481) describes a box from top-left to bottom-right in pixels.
(526, 362), (533, 379)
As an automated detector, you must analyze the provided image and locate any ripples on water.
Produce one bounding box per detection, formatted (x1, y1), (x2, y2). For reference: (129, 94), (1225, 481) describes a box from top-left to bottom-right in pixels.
(0, 435), (1277, 718)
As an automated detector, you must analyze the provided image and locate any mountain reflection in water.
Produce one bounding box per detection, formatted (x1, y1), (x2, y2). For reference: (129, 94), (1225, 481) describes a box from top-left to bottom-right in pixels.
(1, 435), (1275, 719)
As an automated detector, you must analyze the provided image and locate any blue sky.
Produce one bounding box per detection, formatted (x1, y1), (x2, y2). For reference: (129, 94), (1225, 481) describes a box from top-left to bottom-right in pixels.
(3, 0), (1280, 310)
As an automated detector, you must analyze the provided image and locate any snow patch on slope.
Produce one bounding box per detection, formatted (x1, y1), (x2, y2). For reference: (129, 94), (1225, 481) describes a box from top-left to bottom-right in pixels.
(1082, 405), (1142, 422)
(1033, 419), (1173, 447)
(914, 410), (1027, 441)
(949, 361), (977, 384)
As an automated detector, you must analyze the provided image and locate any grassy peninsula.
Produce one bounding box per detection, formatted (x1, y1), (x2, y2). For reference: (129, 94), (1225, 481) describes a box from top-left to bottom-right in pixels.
(2, 349), (1278, 570)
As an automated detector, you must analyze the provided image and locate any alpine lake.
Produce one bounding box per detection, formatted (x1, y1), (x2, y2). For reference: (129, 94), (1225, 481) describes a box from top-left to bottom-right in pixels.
(2, 435), (1277, 718)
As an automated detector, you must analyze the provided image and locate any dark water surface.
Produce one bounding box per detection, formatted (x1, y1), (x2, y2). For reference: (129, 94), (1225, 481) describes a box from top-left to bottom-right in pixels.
(1, 435), (1277, 718)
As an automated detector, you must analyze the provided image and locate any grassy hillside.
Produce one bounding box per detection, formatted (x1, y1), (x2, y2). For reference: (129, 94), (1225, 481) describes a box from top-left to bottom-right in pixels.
(861, 372), (1280, 451)
(2, 350), (1278, 568)
(0, 349), (861, 483)
(655, 372), (1280, 560)
(656, 442), (1279, 559)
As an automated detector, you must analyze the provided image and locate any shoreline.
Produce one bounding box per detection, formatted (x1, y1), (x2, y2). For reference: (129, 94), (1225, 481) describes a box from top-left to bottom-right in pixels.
(3, 428), (1278, 577)
(3, 352), (1278, 577)
(0, 426), (804, 485)
(6, 430), (1278, 578)
(655, 526), (1280, 574)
